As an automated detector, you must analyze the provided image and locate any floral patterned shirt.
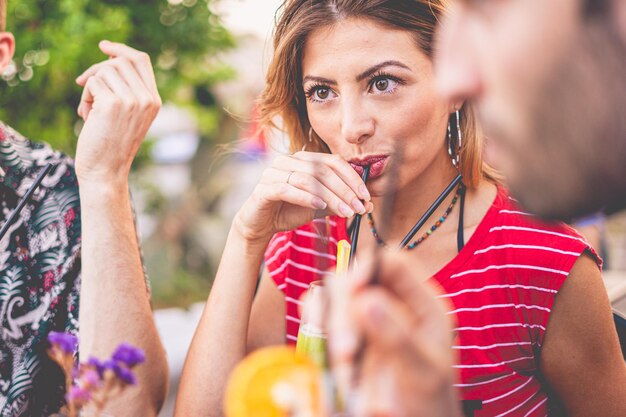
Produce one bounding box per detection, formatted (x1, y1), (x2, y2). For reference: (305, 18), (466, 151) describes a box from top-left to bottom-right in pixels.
(0, 122), (81, 416)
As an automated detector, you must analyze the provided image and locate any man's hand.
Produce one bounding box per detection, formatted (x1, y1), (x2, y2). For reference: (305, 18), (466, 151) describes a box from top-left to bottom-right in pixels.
(327, 252), (463, 417)
(74, 41), (161, 187)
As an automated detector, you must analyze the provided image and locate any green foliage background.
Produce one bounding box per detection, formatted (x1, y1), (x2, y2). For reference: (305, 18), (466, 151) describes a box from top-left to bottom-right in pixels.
(0, 0), (241, 307)
(0, 0), (236, 154)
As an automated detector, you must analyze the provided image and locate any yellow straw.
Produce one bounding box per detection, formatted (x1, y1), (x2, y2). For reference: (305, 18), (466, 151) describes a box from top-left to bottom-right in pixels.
(336, 240), (352, 275)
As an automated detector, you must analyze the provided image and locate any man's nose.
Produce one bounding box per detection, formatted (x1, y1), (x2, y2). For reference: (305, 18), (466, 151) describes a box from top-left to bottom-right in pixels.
(434, 11), (483, 104)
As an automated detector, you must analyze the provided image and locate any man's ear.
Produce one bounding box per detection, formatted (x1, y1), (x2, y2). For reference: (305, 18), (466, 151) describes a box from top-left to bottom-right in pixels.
(0, 31), (15, 73)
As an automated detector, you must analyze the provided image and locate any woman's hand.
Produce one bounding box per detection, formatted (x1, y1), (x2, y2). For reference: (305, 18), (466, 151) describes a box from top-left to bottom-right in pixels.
(74, 41), (161, 188)
(234, 151), (372, 243)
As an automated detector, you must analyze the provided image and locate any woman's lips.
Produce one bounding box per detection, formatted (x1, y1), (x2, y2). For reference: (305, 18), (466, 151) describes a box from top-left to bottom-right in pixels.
(349, 155), (389, 180)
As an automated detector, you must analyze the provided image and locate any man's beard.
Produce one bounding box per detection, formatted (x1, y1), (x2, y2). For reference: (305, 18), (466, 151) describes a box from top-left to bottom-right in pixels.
(583, 0), (611, 17)
(507, 15), (626, 221)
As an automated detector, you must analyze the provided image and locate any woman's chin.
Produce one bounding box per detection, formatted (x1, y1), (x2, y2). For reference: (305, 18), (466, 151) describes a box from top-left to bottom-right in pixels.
(366, 176), (395, 198)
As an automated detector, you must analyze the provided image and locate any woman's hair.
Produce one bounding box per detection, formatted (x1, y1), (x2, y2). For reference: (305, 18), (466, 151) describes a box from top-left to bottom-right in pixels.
(259, 0), (499, 188)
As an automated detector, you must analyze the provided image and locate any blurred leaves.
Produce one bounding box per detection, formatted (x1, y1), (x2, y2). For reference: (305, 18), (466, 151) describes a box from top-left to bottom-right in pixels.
(0, 0), (236, 154)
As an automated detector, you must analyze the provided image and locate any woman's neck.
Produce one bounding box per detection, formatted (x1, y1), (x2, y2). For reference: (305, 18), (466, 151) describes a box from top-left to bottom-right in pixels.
(370, 156), (459, 246)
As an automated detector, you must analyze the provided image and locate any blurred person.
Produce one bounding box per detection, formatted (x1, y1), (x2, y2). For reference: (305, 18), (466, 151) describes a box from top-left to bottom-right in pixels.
(0, 1), (167, 415)
(176, 1), (624, 416)
(435, 0), (626, 220)
(334, 0), (626, 416)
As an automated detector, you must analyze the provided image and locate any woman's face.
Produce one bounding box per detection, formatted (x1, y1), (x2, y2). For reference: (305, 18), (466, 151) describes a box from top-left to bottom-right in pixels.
(302, 18), (453, 196)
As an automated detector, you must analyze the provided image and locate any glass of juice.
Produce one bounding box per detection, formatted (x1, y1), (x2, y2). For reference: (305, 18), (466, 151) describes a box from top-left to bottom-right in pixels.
(296, 280), (328, 369)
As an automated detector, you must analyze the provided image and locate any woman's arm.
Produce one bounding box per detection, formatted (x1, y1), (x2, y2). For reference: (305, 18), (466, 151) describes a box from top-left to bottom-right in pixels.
(247, 269), (287, 353)
(541, 253), (626, 416)
(174, 228), (282, 417)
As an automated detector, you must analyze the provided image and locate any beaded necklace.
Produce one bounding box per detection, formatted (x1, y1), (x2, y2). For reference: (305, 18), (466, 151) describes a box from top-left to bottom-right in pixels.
(366, 183), (464, 250)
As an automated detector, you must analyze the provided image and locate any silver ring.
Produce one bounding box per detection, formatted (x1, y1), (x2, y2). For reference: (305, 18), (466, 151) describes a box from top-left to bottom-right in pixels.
(286, 171), (295, 185)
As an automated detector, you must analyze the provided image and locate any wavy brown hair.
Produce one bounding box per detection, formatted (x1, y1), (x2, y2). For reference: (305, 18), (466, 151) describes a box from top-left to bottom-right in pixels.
(259, 0), (498, 188)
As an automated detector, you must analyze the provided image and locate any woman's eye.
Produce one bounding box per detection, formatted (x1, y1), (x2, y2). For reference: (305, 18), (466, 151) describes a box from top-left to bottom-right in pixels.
(315, 88), (330, 100)
(375, 79), (389, 91)
(306, 85), (336, 103)
(370, 77), (399, 94)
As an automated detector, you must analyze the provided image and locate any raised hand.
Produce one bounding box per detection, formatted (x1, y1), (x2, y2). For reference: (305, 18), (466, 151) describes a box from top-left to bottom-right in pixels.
(234, 151), (373, 243)
(74, 41), (161, 187)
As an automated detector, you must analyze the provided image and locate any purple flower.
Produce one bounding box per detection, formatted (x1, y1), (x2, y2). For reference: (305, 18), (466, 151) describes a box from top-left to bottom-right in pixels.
(48, 331), (78, 354)
(115, 366), (137, 385)
(86, 356), (106, 377)
(66, 386), (91, 403)
(80, 369), (101, 388)
(103, 360), (137, 385)
(111, 343), (145, 368)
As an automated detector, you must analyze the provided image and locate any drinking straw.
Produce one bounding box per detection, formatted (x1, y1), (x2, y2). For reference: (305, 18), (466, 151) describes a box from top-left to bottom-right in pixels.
(336, 240), (351, 275)
(398, 174), (462, 249)
(348, 165), (370, 267)
(0, 162), (54, 242)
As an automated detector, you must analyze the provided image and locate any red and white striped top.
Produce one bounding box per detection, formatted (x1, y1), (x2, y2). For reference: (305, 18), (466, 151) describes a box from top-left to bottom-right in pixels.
(264, 186), (601, 416)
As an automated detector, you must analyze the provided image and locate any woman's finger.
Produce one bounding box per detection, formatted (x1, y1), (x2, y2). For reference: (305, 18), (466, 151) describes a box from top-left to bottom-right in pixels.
(271, 154), (366, 216)
(253, 182), (328, 212)
(261, 167), (359, 218)
(291, 151), (371, 201)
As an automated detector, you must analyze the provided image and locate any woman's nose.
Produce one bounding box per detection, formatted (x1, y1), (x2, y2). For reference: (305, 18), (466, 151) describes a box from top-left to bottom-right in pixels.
(339, 100), (375, 145)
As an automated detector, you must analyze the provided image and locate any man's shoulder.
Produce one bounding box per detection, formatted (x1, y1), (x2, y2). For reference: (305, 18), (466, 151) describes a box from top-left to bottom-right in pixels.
(0, 123), (81, 417)
(0, 121), (75, 170)
(0, 121), (77, 192)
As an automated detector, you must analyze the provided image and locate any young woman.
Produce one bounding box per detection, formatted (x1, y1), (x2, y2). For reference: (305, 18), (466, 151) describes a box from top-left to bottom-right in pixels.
(176, 1), (626, 416)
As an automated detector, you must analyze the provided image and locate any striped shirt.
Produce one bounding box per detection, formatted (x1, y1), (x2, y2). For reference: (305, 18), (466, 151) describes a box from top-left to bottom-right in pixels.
(264, 186), (601, 416)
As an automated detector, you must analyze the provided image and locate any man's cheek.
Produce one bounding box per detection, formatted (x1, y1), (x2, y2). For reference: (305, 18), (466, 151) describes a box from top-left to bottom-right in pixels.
(495, 142), (523, 183)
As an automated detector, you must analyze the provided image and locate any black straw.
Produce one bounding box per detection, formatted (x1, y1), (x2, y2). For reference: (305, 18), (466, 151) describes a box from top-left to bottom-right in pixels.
(348, 165), (371, 267)
(398, 174), (463, 248)
(0, 162), (54, 242)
